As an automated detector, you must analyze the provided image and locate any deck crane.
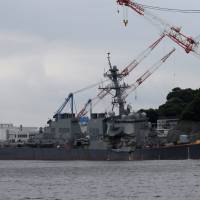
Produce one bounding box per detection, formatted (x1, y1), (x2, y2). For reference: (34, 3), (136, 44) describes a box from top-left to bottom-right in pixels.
(76, 95), (104, 118)
(54, 93), (74, 117)
(116, 0), (200, 56)
(76, 99), (92, 118)
(122, 48), (176, 99)
(76, 35), (165, 118)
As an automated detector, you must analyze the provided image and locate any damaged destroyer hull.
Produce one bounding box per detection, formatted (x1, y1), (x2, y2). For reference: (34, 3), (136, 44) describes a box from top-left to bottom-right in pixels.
(0, 144), (200, 161)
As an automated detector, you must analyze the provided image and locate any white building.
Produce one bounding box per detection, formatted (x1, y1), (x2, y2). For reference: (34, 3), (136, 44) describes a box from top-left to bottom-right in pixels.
(0, 124), (14, 141)
(0, 123), (39, 143)
(157, 118), (179, 137)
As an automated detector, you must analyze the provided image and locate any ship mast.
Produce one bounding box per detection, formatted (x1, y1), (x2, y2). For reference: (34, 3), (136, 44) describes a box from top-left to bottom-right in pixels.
(99, 53), (129, 115)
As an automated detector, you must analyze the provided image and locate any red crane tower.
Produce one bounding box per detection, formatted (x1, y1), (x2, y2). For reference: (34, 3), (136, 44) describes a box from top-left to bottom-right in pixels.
(117, 0), (200, 56)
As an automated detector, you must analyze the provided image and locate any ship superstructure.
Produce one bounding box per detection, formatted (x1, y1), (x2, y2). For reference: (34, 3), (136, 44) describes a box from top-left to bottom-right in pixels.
(94, 53), (149, 150)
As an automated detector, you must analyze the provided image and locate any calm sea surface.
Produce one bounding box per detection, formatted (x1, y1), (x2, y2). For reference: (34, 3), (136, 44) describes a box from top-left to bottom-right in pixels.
(0, 160), (200, 200)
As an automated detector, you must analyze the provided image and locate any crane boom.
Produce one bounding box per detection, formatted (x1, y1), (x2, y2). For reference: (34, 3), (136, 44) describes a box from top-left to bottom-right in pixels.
(122, 48), (176, 99)
(117, 0), (200, 55)
(121, 34), (165, 76)
(77, 36), (165, 117)
(76, 97), (102, 118)
(55, 93), (73, 115)
(78, 46), (175, 117)
(76, 99), (92, 118)
(97, 35), (164, 99)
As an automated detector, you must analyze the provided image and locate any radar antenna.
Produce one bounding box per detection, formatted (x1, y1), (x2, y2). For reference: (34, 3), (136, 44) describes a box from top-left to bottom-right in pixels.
(99, 53), (129, 115)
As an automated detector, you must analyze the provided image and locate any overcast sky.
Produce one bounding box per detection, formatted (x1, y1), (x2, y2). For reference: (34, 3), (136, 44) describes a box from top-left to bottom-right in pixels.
(0, 0), (200, 127)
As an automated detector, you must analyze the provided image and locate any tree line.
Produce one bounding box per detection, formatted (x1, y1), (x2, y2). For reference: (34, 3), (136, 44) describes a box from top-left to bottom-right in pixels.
(140, 87), (200, 123)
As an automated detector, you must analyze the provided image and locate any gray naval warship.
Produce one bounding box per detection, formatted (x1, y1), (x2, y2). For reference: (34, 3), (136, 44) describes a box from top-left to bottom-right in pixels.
(27, 53), (152, 160)
(1, 52), (200, 160)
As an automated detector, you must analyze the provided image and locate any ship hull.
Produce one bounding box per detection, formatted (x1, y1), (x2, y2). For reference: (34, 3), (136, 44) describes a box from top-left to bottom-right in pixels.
(0, 144), (200, 161)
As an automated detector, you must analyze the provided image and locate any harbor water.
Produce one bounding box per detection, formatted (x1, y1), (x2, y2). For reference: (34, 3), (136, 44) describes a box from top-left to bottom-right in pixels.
(0, 160), (200, 200)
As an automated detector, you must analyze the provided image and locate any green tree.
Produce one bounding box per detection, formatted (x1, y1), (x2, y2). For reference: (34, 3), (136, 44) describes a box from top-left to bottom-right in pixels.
(158, 97), (185, 117)
(181, 95), (200, 121)
(139, 87), (200, 121)
(139, 109), (158, 123)
(167, 88), (195, 103)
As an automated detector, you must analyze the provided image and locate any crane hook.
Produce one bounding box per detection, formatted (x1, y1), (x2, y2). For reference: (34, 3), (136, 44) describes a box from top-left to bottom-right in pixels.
(123, 19), (128, 26)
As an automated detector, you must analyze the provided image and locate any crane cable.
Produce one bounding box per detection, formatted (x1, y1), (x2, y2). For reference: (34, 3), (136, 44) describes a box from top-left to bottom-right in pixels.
(137, 3), (200, 14)
(73, 78), (109, 95)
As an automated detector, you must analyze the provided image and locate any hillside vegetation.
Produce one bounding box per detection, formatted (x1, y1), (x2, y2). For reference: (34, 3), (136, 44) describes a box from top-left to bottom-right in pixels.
(140, 87), (200, 122)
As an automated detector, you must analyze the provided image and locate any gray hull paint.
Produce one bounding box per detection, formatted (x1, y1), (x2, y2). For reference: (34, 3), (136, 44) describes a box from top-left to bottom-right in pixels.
(0, 144), (200, 160)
